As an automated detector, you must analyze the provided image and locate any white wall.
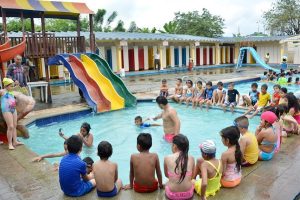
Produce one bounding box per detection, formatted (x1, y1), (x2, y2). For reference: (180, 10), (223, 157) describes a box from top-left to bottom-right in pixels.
(256, 43), (281, 63)
(294, 46), (300, 64)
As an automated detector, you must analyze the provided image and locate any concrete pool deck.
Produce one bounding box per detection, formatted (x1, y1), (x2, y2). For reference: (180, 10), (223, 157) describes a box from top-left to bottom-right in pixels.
(1, 66), (300, 199)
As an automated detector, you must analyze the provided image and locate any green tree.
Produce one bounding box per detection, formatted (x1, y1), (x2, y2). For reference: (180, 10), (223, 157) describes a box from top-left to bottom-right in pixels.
(6, 18), (34, 32)
(137, 27), (157, 33)
(159, 21), (178, 34)
(113, 20), (126, 32)
(94, 9), (118, 31)
(45, 19), (77, 32)
(263, 0), (300, 35)
(172, 9), (224, 37)
(80, 17), (89, 31)
(127, 21), (138, 32)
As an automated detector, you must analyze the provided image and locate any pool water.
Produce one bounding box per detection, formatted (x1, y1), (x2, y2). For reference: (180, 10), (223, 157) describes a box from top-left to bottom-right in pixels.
(22, 103), (260, 183)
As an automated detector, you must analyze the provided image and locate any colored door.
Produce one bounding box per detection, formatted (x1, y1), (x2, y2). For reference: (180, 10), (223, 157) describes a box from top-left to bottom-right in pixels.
(196, 48), (200, 66)
(121, 49), (124, 69)
(148, 48), (154, 69)
(174, 48), (179, 66)
(138, 48), (144, 70)
(166, 48), (171, 66)
(209, 47), (213, 64)
(230, 47), (234, 63)
(106, 49), (112, 69)
(182, 48), (186, 66)
(128, 49), (135, 71)
(203, 47), (207, 65)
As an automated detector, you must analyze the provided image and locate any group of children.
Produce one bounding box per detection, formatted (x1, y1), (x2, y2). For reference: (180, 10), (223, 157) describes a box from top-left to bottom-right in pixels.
(261, 69), (300, 84)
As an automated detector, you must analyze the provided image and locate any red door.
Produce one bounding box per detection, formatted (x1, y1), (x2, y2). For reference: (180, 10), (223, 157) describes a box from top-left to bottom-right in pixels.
(196, 48), (200, 66)
(138, 48), (144, 70)
(203, 47), (207, 65)
(128, 49), (135, 71)
(230, 47), (234, 63)
(121, 49), (124, 69)
(209, 47), (213, 64)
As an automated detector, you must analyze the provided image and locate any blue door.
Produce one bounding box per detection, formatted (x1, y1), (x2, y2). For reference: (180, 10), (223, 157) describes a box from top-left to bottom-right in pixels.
(106, 49), (112, 69)
(182, 48), (186, 66)
(174, 48), (179, 66)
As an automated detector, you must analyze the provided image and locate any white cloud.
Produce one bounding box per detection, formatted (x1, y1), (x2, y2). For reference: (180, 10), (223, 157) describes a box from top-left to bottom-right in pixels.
(64, 0), (276, 36)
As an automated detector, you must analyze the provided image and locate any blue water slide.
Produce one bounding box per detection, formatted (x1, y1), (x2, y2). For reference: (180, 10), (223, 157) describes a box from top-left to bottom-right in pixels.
(48, 55), (97, 112)
(236, 47), (280, 73)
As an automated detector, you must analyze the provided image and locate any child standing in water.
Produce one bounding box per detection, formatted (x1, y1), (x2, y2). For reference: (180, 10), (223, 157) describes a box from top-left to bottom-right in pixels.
(220, 126), (242, 188)
(159, 79), (169, 98)
(201, 81), (214, 111)
(193, 140), (222, 199)
(179, 80), (194, 107)
(94, 141), (122, 197)
(0, 78), (22, 150)
(124, 133), (163, 192)
(164, 134), (195, 200)
(170, 78), (183, 103)
(192, 81), (205, 109)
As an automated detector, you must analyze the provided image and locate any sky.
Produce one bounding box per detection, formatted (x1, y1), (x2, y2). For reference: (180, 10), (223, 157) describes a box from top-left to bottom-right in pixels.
(66, 0), (276, 36)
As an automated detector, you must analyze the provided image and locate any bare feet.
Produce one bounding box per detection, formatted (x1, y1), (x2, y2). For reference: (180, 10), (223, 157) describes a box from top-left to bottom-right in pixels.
(8, 144), (15, 150)
(13, 141), (24, 146)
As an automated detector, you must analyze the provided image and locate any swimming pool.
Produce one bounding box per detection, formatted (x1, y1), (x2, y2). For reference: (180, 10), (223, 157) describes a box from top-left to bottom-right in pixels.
(22, 103), (260, 183)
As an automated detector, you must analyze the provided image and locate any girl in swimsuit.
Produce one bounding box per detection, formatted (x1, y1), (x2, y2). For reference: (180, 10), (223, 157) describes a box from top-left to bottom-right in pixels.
(255, 111), (278, 161)
(164, 134), (195, 200)
(220, 126), (242, 188)
(0, 78), (23, 150)
(285, 93), (300, 131)
(192, 81), (205, 109)
(179, 80), (194, 107)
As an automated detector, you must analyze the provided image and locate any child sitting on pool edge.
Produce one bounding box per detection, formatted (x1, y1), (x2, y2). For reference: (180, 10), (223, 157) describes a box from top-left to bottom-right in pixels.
(159, 79), (169, 98)
(193, 140), (222, 199)
(124, 133), (163, 192)
(94, 141), (122, 198)
(59, 135), (96, 197)
(170, 78), (183, 103)
(222, 82), (240, 113)
(201, 81), (214, 111)
(134, 116), (161, 128)
(241, 83), (259, 107)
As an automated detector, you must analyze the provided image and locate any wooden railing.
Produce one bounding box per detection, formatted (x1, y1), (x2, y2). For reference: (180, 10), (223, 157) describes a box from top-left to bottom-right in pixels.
(5, 33), (86, 58)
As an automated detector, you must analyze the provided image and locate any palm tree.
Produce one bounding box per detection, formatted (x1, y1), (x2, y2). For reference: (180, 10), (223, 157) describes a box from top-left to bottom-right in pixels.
(94, 9), (118, 31)
(159, 21), (178, 34)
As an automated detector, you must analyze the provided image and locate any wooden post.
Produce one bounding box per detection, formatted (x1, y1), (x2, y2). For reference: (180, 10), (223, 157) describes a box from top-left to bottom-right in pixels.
(1, 8), (7, 37)
(76, 15), (81, 52)
(89, 14), (95, 52)
(30, 18), (35, 33)
(20, 11), (24, 33)
(41, 13), (52, 103)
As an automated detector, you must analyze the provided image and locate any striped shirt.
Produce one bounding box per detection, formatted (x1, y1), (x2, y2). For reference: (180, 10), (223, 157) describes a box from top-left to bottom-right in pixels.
(6, 63), (27, 86)
(59, 153), (87, 196)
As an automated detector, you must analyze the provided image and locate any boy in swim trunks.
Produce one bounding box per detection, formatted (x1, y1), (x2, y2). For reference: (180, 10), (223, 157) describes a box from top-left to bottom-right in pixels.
(241, 83), (259, 107)
(134, 116), (161, 128)
(234, 116), (259, 166)
(222, 82), (240, 113)
(124, 133), (163, 192)
(94, 141), (122, 198)
(243, 84), (271, 119)
(59, 135), (96, 197)
(200, 81), (214, 111)
(213, 81), (226, 106)
(159, 79), (169, 98)
(170, 78), (183, 103)
(193, 140), (222, 199)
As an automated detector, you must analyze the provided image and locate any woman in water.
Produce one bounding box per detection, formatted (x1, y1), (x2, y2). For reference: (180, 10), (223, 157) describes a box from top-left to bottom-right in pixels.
(0, 78), (23, 150)
(164, 134), (195, 200)
(220, 126), (242, 188)
(255, 111), (278, 161)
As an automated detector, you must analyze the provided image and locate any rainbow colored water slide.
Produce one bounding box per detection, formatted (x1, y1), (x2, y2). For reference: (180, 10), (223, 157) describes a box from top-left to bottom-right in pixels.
(0, 36), (26, 63)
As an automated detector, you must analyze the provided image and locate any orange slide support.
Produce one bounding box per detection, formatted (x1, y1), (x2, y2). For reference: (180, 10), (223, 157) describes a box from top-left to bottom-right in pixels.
(0, 36), (26, 63)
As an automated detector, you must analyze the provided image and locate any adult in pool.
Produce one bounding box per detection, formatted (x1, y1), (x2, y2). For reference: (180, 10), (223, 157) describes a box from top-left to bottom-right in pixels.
(153, 96), (181, 142)
(0, 78), (23, 150)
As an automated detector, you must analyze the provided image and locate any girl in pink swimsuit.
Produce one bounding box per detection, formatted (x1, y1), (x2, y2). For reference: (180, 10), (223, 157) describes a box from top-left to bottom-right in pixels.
(220, 126), (242, 188)
(164, 134), (195, 200)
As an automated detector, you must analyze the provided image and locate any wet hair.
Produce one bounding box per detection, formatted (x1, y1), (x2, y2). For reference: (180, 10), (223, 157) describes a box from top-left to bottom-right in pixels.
(251, 82), (258, 88)
(81, 122), (91, 134)
(97, 141), (113, 160)
(280, 87), (287, 94)
(156, 96), (168, 105)
(287, 77), (292, 83)
(275, 104), (288, 118)
(263, 71), (268, 75)
(67, 135), (83, 154)
(186, 80), (193, 86)
(280, 73), (285, 77)
(220, 126), (242, 172)
(268, 69), (272, 73)
(296, 77), (299, 82)
(206, 81), (212, 86)
(273, 84), (281, 89)
(83, 157), (94, 166)
(270, 76), (274, 81)
(172, 134), (189, 184)
(217, 81), (223, 86)
(285, 93), (300, 113)
(228, 82), (234, 86)
(261, 84), (268, 90)
(137, 133), (152, 151)
(197, 81), (202, 85)
(162, 79), (167, 83)
(234, 116), (249, 129)
(135, 116), (142, 122)
(177, 78), (182, 83)
(273, 72), (277, 75)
